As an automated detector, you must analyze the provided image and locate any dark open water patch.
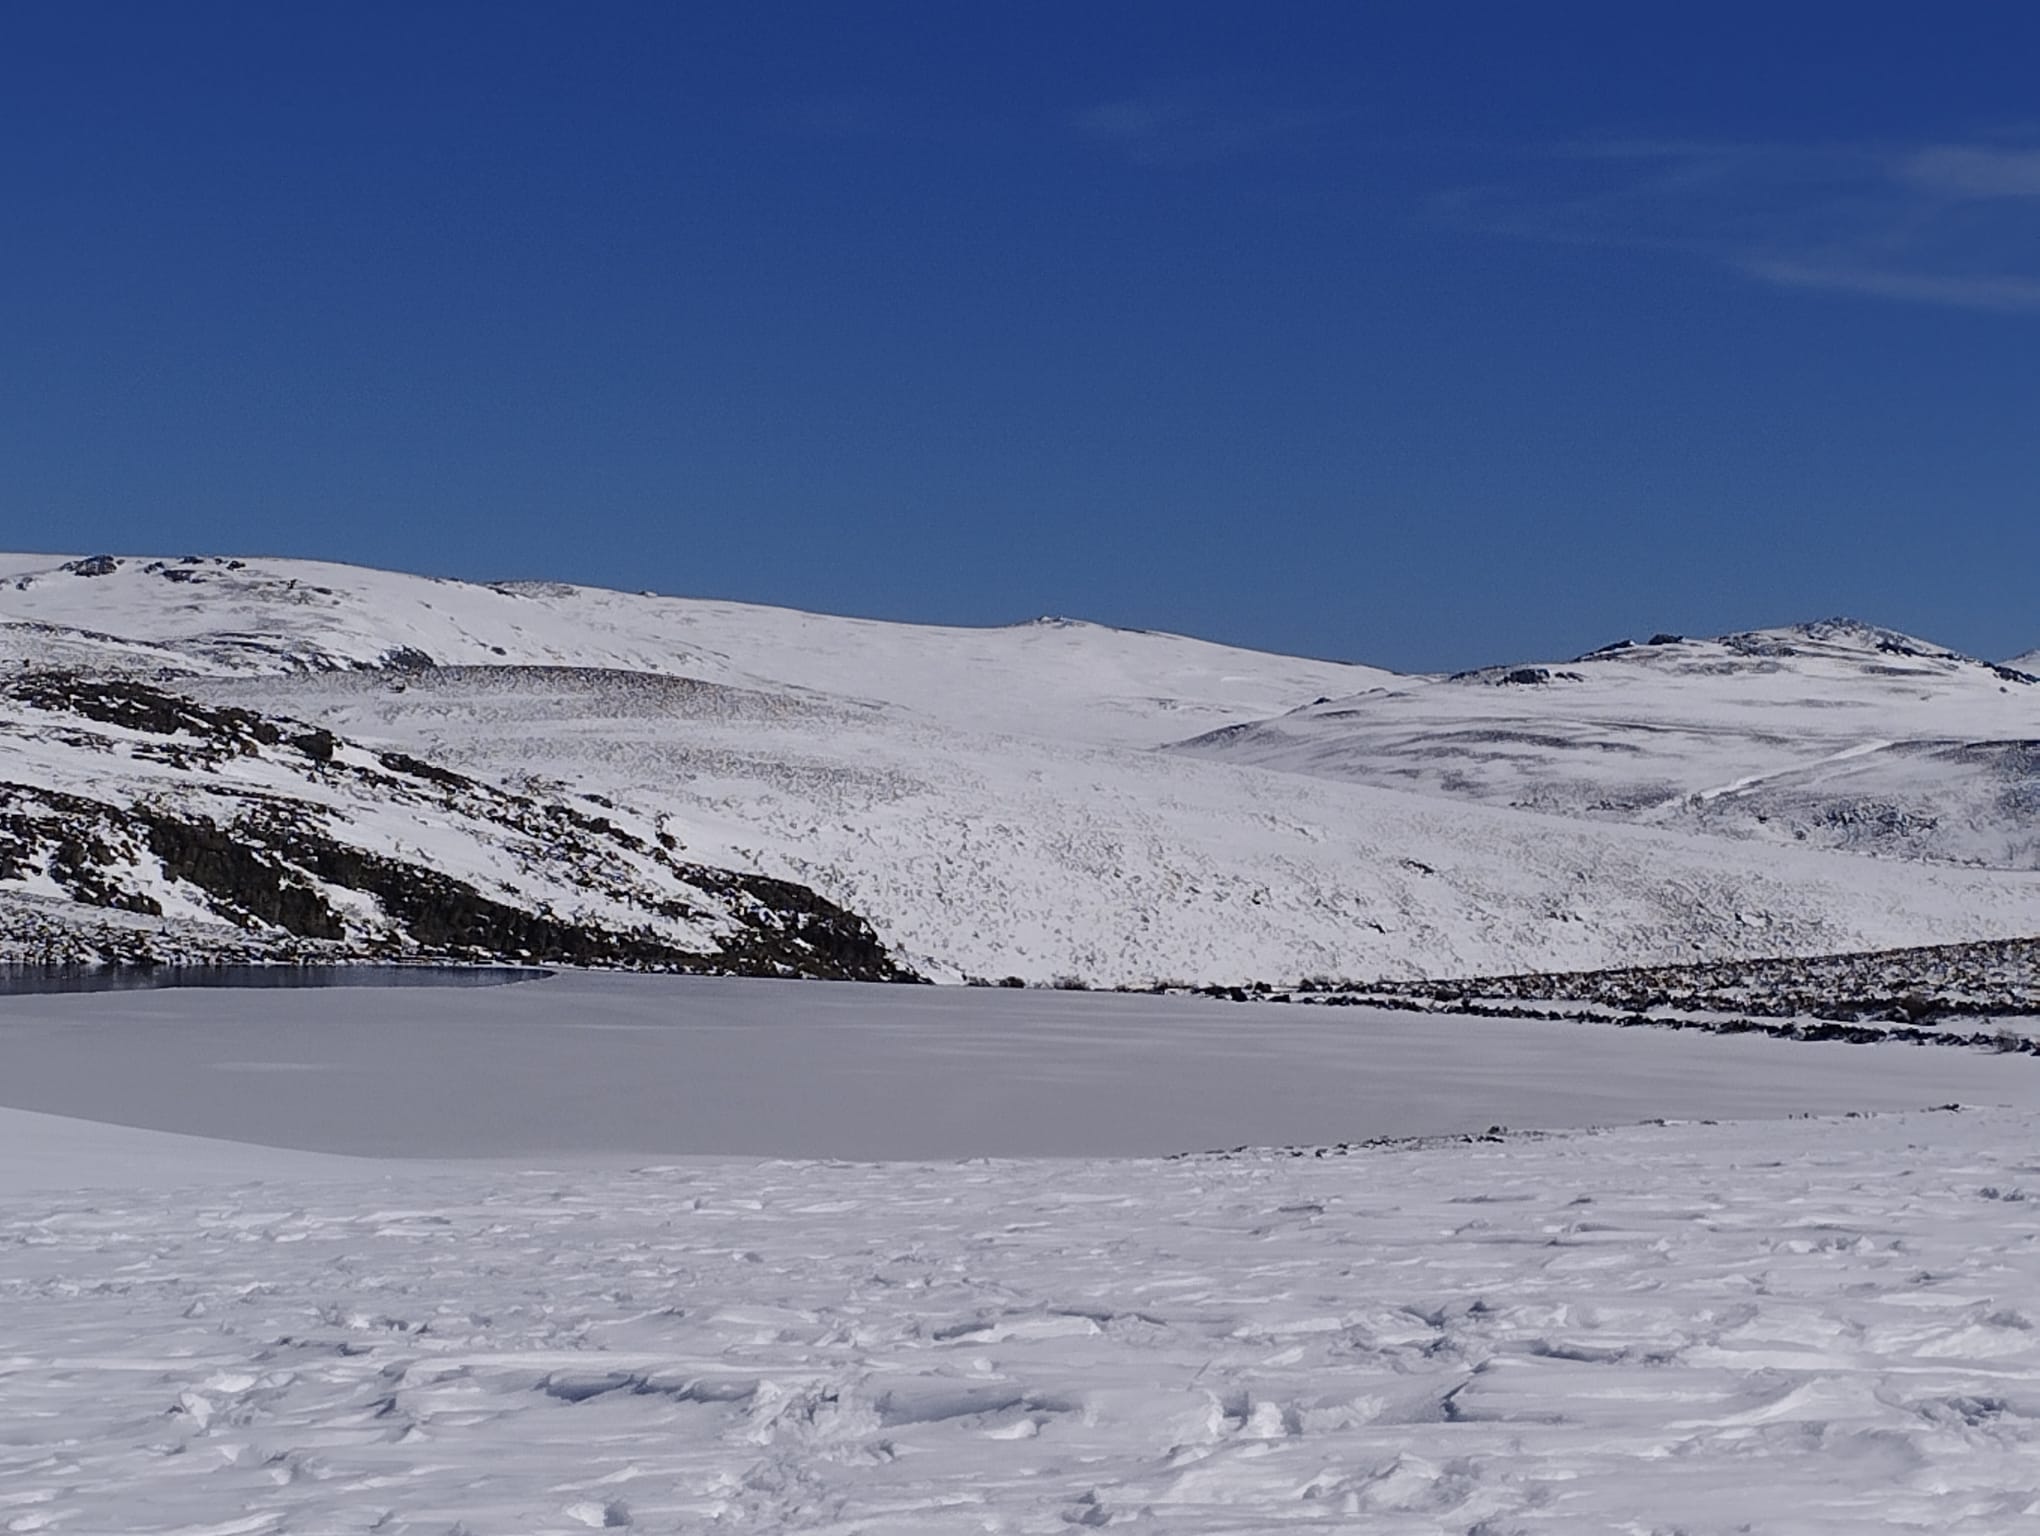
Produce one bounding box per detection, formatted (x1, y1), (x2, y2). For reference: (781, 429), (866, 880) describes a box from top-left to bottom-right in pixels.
(0, 965), (554, 997)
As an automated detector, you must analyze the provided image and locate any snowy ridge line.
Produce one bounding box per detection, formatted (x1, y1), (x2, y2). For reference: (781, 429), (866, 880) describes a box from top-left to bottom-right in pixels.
(0, 552), (1387, 744)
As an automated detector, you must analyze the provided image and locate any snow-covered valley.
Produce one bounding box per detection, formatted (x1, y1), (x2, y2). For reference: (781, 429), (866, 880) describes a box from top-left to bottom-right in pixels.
(4, 553), (2037, 983)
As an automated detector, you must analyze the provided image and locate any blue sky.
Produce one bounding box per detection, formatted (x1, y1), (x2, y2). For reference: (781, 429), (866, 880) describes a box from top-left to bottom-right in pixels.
(4, 2), (2036, 670)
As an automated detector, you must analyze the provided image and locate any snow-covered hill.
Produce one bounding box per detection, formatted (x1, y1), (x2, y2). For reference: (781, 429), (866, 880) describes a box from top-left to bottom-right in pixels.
(5, 555), (2038, 983)
(0, 553), (1383, 746)
(172, 661), (2040, 984)
(1177, 620), (2040, 867)
(2010, 648), (2040, 675)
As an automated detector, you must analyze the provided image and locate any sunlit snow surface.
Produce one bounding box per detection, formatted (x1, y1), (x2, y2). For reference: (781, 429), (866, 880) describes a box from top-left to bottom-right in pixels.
(8, 982), (2040, 1531)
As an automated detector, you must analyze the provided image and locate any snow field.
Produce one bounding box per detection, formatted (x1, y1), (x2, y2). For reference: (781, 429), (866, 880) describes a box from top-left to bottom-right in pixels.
(6, 1106), (2040, 1532)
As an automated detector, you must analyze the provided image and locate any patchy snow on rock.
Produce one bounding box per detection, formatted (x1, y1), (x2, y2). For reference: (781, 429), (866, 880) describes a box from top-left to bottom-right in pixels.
(0, 672), (911, 977)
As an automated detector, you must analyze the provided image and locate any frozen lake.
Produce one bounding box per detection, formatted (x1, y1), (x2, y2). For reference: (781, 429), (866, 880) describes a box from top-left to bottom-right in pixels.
(5, 972), (2038, 1159)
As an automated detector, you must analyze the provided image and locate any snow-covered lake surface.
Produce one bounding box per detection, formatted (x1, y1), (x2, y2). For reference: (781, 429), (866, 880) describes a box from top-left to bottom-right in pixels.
(10, 981), (2040, 1533)
(7, 974), (2040, 1160)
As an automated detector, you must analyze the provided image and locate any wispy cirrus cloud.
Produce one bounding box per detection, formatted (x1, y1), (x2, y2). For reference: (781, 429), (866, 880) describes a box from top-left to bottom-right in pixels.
(1896, 145), (2040, 199)
(1740, 258), (2040, 314)
(1445, 137), (2040, 314)
(1072, 84), (1345, 166)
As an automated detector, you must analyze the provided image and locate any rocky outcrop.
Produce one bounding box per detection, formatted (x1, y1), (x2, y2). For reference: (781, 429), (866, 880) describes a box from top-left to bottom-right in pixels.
(0, 672), (918, 980)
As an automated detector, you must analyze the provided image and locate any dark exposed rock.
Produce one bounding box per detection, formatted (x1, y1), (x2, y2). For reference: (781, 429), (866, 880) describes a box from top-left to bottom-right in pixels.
(138, 810), (346, 938)
(292, 729), (338, 763)
(13, 673), (283, 751)
(1275, 934), (2040, 1046)
(375, 750), (472, 790)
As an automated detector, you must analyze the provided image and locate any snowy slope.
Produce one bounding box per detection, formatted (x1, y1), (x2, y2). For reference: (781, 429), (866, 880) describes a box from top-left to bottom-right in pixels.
(2010, 647), (2040, 675)
(0, 671), (910, 976)
(188, 663), (2040, 984)
(8, 555), (2040, 982)
(1177, 620), (2040, 867)
(1, 553), (1384, 746)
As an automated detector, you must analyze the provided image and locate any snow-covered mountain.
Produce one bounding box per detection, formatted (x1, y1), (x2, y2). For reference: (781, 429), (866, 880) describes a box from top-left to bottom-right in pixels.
(5, 554), (2039, 982)
(2010, 648), (2040, 675)
(1177, 621), (2040, 867)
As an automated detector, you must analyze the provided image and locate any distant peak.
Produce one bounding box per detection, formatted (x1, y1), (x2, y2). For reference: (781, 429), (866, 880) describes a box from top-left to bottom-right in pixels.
(1727, 617), (1959, 661)
(1790, 617), (1931, 647)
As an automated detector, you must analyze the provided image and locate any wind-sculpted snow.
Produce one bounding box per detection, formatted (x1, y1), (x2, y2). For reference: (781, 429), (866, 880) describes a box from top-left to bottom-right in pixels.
(1176, 620), (2040, 868)
(9, 1103), (2040, 1532)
